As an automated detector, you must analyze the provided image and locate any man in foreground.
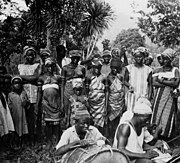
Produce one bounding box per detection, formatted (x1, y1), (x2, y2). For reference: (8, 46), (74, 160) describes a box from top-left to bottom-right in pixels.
(113, 99), (172, 163)
(55, 107), (106, 156)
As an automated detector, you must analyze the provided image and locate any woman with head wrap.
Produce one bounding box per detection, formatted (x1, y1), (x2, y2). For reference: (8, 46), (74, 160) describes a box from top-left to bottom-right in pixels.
(61, 49), (86, 128)
(101, 50), (112, 76)
(18, 46), (39, 145)
(104, 59), (126, 142)
(37, 57), (63, 149)
(151, 48), (180, 139)
(124, 47), (153, 112)
(85, 59), (106, 134)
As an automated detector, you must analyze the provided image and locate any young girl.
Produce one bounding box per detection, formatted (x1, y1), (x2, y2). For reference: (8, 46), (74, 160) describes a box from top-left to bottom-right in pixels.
(69, 78), (88, 126)
(8, 76), (29, 147)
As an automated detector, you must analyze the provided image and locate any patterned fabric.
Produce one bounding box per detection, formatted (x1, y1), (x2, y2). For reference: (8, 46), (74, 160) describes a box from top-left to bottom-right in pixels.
(151, 87), (175, 138)
(42, 83), (61, 121)
(108, 76), (125, 121)
(8, 91), (29, 136)
(126, 64), (152, 111)
(69, 95), (88, 125)
(151, 67), (178, 138)
(18, 63), (39, 103)
(88, 75), (106, 127)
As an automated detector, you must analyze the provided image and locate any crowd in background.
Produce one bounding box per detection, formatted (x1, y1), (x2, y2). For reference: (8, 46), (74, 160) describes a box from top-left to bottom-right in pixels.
(0, 44), (179, 157)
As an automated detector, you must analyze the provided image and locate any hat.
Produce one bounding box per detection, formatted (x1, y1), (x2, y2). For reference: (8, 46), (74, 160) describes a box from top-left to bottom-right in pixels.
(102, 50), (111, 57)
(133, 98), (152, 115)
(69, 50), (82, 57)
(162, 48), (176, 61)
(11, 76), (22, 84)
(72, 78), (83, 88)
(45, 57), (56, 66)
(40, 48), (51, 56)
(74, 106), (90, 120)
(23, 46), (36, 57)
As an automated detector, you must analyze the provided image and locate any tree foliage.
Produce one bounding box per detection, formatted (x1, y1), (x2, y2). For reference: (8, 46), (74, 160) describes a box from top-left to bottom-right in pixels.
(137, 0), (180, 47)
(113, 28), (145, 53)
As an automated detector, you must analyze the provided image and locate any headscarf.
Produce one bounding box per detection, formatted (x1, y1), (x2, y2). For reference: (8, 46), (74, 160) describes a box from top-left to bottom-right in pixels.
(11, 76), (22, 84)
(69, 50), (82, 58)
(157, 53), (162, 58)
(72, 78), (83, 88)
(111, 48), (120, 58)
(133, 98), (152, 115)
(74, 106), (90, 120)
(23, 46), (36, 57)
(45, 57), (56, 66)
(162, 48), (176, 61)
(102, 50), (112, 57)
(40, 48), (51, 57)
(133, 47), (149, 57)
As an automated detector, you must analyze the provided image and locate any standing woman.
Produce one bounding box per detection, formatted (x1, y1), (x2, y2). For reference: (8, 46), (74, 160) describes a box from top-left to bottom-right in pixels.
(86, 60), (106, 134)
(151, 48), (180, 140)
(61, 49), (86, 128)
(18, 46), (39, 145)
(124, 47), (153, 111)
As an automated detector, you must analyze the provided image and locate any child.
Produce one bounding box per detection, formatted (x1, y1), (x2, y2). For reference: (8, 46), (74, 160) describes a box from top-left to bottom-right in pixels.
(69, 78), (89, 126)
(8, 76), (29, 148)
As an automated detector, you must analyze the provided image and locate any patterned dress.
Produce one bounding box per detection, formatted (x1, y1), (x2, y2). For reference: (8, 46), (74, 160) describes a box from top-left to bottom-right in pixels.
(88, 74), (106, 128)
(151, 67), (178, 138)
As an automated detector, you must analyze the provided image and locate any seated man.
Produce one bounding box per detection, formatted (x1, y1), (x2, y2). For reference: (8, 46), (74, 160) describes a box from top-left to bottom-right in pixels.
(113, 100), (172, 163)
(55, 107), (106, 156)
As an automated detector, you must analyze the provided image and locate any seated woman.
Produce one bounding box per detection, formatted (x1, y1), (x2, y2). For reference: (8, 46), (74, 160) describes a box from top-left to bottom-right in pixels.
(37, 57), (63, 149)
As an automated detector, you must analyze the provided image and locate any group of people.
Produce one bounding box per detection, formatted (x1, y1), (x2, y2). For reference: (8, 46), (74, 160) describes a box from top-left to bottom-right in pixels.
(0, 44), (179, 162)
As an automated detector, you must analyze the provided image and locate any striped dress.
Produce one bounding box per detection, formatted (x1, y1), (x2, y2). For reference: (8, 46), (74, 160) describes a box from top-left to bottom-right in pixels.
(126, 64), (152, 111)
(88, 74), (106, 128)
(151, 67), (178, 138)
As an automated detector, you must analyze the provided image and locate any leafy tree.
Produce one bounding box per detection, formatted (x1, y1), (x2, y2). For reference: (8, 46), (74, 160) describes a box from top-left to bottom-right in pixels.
(113, 28), (145, 53)
(137, 0), (180, 47)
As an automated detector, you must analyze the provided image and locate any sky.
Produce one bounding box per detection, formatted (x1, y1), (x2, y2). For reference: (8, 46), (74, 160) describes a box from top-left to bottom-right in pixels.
(97, 0), (148, 50)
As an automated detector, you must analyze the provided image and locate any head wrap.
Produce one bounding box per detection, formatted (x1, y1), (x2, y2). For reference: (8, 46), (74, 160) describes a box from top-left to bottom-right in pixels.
(157, 54), (162, 58)
(69, 50), (82, 58)
(11, 76), (22, 84)
(91, 60), (103, 67)
(133, 98), (152, 115)
(23, 46), (36, 57)
(102, 50), (111, 57)
(45, 57), (56, 66)
(162, 48), (176, 61)
(134, 47), (149, 57)
(40, 48), (51, 56)
(74, 106), (90, 120)
(111, 48), (120, 58)
(72, 78), (83, 88)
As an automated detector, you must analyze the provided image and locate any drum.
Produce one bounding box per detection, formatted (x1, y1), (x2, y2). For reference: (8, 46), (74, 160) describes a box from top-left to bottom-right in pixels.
(58, 145), (130, 163)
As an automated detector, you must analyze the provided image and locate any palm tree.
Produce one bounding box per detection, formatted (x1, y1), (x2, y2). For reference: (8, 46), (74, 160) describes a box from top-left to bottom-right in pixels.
(80, 0), (114, 59)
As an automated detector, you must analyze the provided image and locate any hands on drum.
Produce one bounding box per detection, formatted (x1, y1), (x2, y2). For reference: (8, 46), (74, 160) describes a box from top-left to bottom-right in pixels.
(70, 139), (96, 149)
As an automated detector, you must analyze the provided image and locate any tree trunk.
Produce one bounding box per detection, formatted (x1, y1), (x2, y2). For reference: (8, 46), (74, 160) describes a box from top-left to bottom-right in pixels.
(46, 28), (51, 50)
